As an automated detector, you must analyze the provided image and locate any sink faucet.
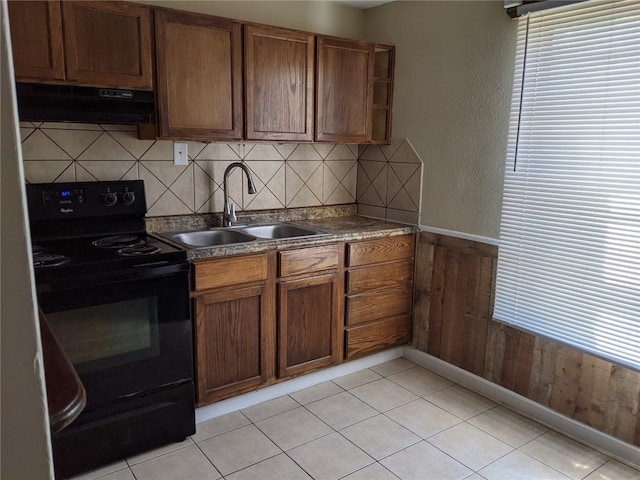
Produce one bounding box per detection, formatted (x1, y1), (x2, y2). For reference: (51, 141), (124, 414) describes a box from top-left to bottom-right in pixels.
(223, 162), (257, 227)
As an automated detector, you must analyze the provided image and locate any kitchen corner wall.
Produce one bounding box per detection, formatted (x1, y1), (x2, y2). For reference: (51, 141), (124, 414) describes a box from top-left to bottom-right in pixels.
(356, 138), (422, 225)
(19, 122), (359, 217)
(363, 1), (516, 239)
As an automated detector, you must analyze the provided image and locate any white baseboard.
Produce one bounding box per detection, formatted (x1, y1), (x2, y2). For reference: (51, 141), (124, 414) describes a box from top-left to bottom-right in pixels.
(195, 347), (403, 424)
(402, 346), (640, 469)
(194, 344), (639, 468)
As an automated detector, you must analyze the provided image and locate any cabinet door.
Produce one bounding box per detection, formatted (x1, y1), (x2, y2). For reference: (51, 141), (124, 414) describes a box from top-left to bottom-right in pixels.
(316, 36), (375, 143)
(8, 1), (65, 82)
(62, 1), (153, 90)
(195, 285), (275, 406)
(155, 9), (243, 140)
(245, 24), (314, 141)
(278, 273), (340, 378)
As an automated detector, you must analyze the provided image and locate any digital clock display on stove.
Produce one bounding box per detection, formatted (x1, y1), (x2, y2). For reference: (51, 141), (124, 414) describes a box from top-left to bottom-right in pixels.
(42, 188), (85, 207)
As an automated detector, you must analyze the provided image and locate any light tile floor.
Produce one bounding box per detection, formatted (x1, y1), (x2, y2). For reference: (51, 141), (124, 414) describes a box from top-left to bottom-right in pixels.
(73, 358), (640, 480)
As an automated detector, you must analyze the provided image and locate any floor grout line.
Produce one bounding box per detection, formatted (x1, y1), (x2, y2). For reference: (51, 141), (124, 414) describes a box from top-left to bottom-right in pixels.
(77, 358), (638, 480)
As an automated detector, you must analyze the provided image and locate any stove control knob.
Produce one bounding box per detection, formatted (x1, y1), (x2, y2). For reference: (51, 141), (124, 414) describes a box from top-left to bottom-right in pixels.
(122, 191), (136, 206)
(103, 192), (118, 207)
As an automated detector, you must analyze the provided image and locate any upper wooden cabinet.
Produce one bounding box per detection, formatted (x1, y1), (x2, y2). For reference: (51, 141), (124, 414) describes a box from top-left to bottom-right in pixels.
(8, 1), (65, 82)
(9, 1), (394, 143)
(316, 36), (375, 144)
(155, 9), (243, 140)
(246, 29), (388, 144)
(245, 24), (315, 142)
(8, 1), (153, 90)
(62, 2), (153, 89)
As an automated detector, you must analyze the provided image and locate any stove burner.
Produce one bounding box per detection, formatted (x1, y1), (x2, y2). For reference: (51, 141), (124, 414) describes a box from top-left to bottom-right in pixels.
(33, 253), (70, 268)
(118, 245), (161, 257)
(92, 235), (143, 249)
(32, 244), (44, 255)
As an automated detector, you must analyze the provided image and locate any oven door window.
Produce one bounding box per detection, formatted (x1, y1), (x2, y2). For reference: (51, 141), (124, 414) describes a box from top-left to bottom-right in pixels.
(46, 297), (160, 375)
(38, 271), (191, 408)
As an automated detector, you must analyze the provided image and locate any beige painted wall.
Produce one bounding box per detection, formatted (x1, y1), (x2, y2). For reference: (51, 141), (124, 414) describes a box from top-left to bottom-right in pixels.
(365, 1), (517, 239)
(136, 0), (365, 38)
(0, 1), (53, 477)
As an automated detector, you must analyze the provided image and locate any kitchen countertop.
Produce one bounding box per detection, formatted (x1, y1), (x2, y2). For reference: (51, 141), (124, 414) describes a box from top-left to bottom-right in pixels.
(148, 206), (418, 261)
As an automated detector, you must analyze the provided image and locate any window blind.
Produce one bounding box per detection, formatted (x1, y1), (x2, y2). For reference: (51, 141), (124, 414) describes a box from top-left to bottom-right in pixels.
(494, 0), (640, 371)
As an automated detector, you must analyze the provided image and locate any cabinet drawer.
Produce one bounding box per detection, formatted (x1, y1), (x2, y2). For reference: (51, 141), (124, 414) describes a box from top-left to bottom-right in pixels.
(194, 254), (268, 291)
(346, 285), (413, 326)
(345, 315), (411, 360)
(347, 235), (415, 267)
(347, 259), (414, 295)
(279, 244), (339, 278)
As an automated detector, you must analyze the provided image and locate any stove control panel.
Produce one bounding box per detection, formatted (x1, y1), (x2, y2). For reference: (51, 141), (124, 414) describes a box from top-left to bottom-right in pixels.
(27, 180), (147, 221)
(101, 189), (137, 207)
(42, 187), (86, 207)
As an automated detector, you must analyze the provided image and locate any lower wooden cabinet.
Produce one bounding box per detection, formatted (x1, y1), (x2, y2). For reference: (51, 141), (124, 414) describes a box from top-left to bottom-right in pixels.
(192, 244), (342, 407)
(344, 235), (416, 360)
(277, 244), (343, 378)
(192, 253), (275, 406)
(192, 235), (415, 406)
(194, 284), (274, 405)
(278, 273), (340, 377)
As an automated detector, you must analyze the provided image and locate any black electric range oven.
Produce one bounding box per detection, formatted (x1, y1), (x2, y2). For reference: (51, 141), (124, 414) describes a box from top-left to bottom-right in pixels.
(27, 180), (195, 479)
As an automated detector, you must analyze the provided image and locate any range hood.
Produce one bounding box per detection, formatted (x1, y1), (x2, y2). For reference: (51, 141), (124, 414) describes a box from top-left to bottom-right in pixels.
(16, 83), (155, 125)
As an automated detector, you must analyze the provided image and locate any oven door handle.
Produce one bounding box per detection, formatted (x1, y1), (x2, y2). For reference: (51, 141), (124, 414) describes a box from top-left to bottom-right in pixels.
(37, 262), (189, 292)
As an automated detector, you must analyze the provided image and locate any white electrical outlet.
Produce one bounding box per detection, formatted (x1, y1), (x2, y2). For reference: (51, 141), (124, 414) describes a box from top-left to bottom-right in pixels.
(173, 142), (188, 166)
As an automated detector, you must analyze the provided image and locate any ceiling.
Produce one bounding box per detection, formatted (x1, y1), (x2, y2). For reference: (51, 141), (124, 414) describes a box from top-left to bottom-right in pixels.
(332, 0), (394, 9)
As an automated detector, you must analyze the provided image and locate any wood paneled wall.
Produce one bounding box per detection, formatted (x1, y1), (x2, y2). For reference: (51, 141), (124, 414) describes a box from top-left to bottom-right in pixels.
(413, 232), (640, 447)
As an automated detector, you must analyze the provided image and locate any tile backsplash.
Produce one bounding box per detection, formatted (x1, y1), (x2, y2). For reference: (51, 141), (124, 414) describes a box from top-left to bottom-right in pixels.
(357, 139), (422, 224)
(19, 122), (421, 223)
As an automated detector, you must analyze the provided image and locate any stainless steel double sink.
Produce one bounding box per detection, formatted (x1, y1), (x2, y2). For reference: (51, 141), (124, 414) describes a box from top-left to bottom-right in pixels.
(158, 222), (328, 249)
